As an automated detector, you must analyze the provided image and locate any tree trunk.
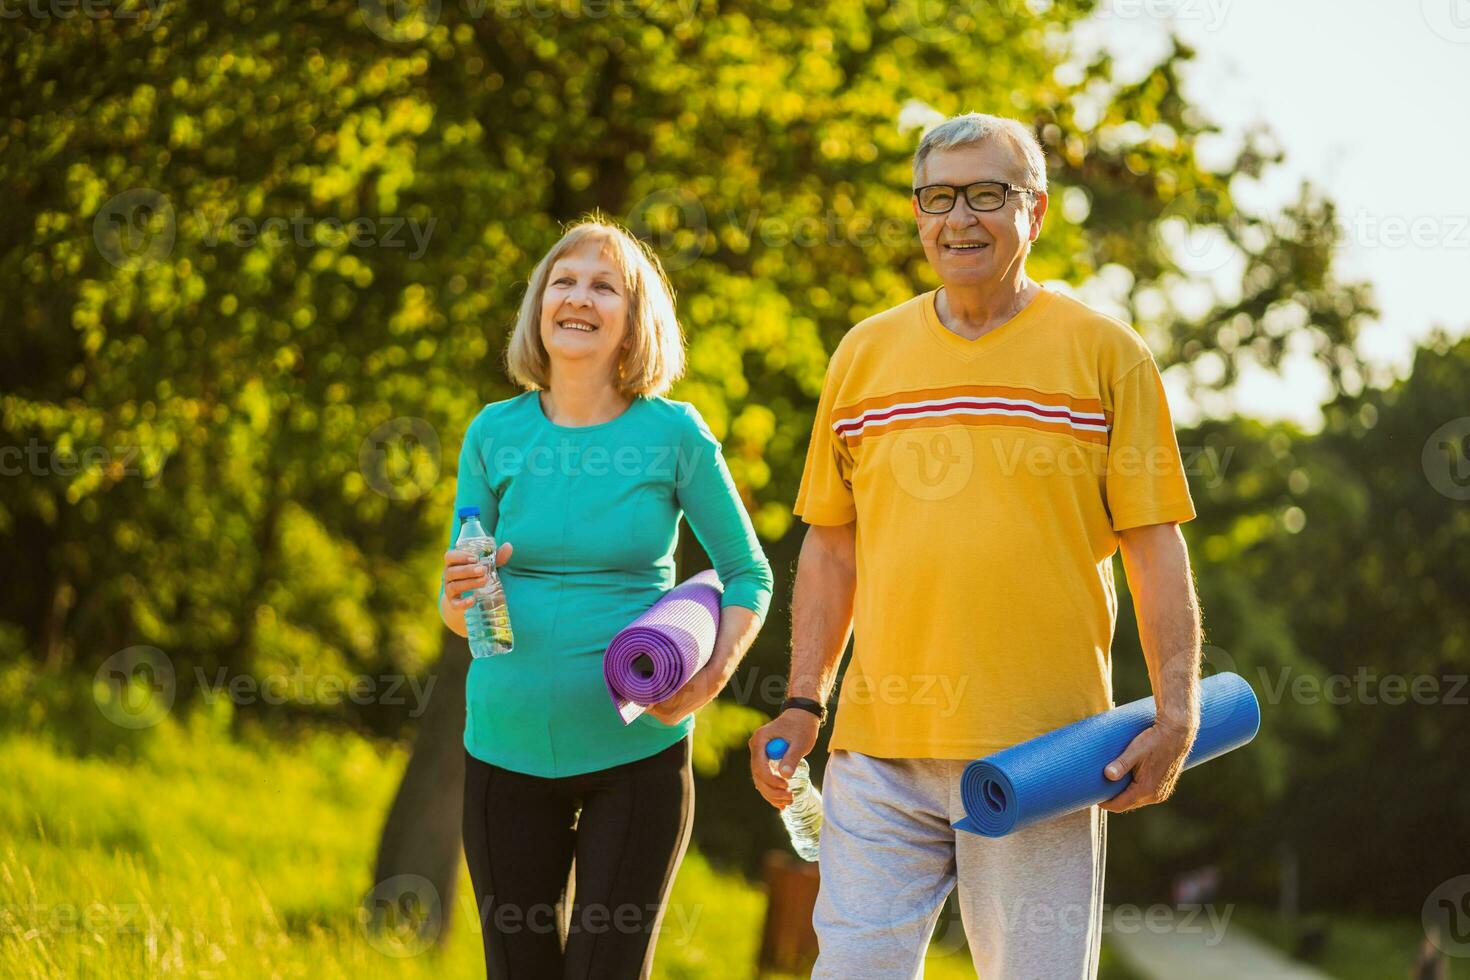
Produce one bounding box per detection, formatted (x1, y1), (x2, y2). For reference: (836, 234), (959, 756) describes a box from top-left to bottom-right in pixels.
(366, 627), (471, 949)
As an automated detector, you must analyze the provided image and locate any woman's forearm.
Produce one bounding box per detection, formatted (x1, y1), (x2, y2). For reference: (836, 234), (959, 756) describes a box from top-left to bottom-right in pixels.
(707, 605), (762, 687)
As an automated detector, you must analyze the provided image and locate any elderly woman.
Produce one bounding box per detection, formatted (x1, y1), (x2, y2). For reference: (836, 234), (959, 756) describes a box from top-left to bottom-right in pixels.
(439, 217), (772, 979)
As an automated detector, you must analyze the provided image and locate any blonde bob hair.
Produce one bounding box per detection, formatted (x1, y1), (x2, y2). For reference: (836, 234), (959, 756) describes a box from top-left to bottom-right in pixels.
(505, 216), (686, 398)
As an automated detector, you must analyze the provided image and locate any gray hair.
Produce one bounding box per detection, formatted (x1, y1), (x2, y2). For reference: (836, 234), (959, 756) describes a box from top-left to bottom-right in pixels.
(912, 112), (1048, 193)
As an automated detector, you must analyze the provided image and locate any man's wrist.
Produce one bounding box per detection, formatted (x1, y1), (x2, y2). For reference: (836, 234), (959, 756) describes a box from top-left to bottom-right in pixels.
(786, 678), (825, 702)
(781, 696), (828, 725)
(1155, 711), (1199, 737)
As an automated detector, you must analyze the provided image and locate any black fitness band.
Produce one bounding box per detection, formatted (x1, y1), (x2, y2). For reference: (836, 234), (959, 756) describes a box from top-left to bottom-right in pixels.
(781, 696), (828, 726)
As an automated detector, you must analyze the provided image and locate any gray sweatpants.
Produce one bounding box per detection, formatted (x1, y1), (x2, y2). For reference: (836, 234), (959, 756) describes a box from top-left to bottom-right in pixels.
(812, 750), (1106, 979)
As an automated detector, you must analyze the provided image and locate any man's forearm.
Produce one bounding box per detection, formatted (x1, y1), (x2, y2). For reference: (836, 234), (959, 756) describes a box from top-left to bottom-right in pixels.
(787, 523), (857, 704)
(1120, 522), (1202, 731)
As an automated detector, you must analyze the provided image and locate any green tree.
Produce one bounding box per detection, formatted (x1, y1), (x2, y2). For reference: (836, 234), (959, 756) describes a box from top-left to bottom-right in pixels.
(1255, 335), (1470, 913)
(1, 0), (1380, 936)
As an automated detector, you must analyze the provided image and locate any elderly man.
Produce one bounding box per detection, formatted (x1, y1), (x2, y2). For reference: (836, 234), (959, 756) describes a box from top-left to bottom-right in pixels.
(750, 112), (1202, 978)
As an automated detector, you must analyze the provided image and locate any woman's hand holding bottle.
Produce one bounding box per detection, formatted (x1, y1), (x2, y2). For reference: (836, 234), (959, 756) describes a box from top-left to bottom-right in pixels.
(443, 543), (513, 609)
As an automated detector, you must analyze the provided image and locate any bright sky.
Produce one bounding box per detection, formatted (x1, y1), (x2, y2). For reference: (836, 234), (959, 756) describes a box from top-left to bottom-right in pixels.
(1073, 0), (1470, 429)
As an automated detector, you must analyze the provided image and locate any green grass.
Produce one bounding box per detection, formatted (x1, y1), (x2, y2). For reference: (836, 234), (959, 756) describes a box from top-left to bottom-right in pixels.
(0, 705), (1017, 979)
(1232, 905), (1466, 980)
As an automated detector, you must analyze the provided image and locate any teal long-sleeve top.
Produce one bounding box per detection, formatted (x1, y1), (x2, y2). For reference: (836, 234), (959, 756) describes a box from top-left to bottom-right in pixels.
(443, 391), (774, 778)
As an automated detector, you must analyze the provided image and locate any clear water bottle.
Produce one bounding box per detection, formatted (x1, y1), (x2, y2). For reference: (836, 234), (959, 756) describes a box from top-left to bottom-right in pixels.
(766, 737), (822, 861)
(454, 506), (513, 657)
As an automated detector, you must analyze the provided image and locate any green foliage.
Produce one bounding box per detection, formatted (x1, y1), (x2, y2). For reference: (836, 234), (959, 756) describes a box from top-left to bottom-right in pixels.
(1233, 906), (1468, 980)
(0, 702), (991, 978)
(1104, 339), (1470, 912)
(1, 0), (1365, 685)
(688, 697), (765, 778)
(1251, 335), (1470, 912)
(0, 0), (1400, 917)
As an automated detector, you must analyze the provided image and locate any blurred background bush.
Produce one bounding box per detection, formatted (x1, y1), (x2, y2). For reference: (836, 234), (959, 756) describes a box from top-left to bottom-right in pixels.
(2, 0), (1466, 976)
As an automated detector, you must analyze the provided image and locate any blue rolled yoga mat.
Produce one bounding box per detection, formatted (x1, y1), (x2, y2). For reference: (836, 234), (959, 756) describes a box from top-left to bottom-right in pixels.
(954, 671), (1260, 838)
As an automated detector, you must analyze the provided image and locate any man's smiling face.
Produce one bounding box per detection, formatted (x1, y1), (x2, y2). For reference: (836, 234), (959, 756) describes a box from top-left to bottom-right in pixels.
(912, 139), (1048, 291)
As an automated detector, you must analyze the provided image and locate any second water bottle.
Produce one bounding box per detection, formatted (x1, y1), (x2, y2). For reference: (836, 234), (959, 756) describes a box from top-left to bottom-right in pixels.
(766, 737), (823, 861)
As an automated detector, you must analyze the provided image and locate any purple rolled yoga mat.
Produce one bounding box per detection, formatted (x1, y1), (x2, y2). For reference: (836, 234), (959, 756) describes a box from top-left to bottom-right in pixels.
(603, 569), (724, 724)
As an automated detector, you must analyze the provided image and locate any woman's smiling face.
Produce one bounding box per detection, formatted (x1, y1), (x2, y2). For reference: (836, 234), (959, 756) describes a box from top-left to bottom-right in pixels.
(539, 238), (630, 380)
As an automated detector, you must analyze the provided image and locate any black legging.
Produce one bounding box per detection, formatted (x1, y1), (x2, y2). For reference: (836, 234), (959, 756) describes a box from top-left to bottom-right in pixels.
(461, 737), (694, 980)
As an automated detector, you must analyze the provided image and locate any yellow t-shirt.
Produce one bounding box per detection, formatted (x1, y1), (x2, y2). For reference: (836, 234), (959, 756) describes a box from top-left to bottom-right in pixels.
(794, 286), (1197, 759)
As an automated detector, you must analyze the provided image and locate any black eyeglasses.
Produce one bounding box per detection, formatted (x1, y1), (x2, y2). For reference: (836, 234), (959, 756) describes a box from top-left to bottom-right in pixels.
(913, 181), (1035, 214)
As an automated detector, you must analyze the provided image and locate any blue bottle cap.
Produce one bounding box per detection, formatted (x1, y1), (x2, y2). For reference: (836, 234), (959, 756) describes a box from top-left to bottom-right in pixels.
(456, 506), (481, 519)
(765, 737), (789, 761)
